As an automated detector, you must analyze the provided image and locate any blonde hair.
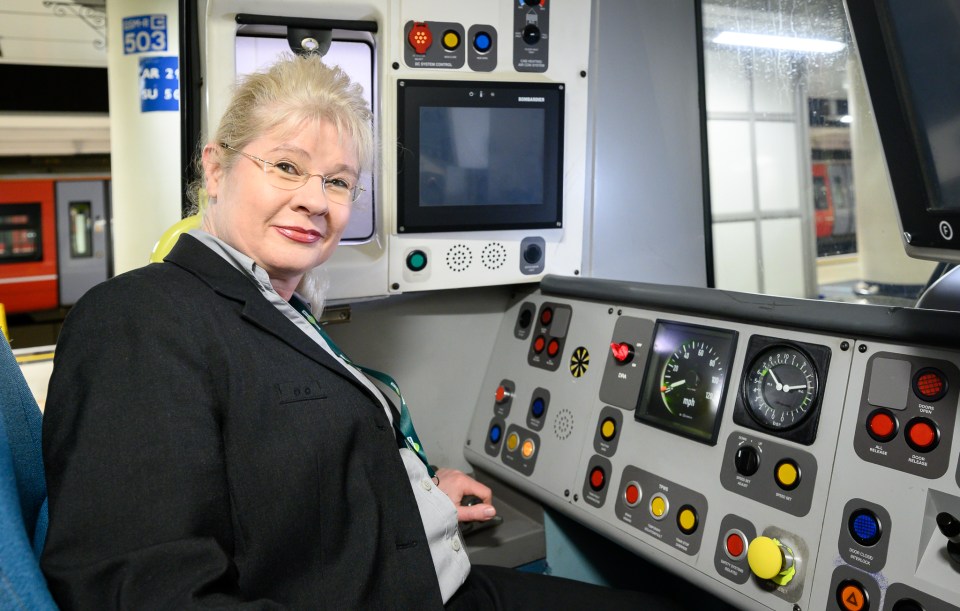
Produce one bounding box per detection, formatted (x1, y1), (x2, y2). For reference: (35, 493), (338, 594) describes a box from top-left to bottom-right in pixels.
(188, 53), (374, 209)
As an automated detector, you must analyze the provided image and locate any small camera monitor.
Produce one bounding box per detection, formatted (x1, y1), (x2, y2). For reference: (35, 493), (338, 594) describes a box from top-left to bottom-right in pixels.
(396, 80), (564, 233)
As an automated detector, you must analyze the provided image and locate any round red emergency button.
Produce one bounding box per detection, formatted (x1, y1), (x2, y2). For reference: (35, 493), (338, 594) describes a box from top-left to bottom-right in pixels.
(533, 335), (546, 353)
(547, 339), (560, 357)
(589, 466), (605, 491)
(905, 417), (939, 452)
(866, 409), (898, 442)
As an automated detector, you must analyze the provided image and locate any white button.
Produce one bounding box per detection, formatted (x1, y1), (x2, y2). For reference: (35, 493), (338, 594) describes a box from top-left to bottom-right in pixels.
(451, 537), (461, 551)
(421, 479), (433, 491)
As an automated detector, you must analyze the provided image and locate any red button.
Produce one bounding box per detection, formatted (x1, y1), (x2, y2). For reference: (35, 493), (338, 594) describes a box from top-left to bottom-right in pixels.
(540, 308), (553, 326)
(547, 339), (560, 357)
(589, 467), (605, 491)
(624, 483), (640, 506)
(906, 418), (938, 452)
(495, 385), (509, 403)
(726, 533), (745, 558)
(866, 410), (897, 441)
(533, 336), (546, 353)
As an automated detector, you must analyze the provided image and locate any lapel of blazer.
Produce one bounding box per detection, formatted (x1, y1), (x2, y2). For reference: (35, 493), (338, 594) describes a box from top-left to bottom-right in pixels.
(164, 234), (377, 395)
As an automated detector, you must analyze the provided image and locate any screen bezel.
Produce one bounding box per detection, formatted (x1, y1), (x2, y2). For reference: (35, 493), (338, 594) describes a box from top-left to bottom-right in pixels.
(847, 0), (960, 253)
(634, 320), (739, 446)
(396, 79), (564, 234)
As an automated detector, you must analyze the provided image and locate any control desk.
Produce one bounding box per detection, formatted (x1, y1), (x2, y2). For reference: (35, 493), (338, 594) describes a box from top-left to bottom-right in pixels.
(465, 276), (960, 611)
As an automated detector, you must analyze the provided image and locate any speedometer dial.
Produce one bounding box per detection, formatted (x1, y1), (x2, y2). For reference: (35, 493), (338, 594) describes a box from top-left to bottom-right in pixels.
(660, 340), (726, 420)
(742, 345), (818, 430)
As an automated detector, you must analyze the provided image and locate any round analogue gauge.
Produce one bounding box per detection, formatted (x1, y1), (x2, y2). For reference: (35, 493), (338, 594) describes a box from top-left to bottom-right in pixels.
(743, 345), (819, 430)
(659, 340), (726, 418)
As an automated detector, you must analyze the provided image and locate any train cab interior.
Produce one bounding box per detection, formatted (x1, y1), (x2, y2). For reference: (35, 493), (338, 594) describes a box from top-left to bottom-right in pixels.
(3, 0), (960, 609)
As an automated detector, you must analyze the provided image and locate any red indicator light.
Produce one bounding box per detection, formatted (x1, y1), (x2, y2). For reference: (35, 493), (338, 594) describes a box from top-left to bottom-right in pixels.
(540, 308), (553, 326)
(547, 339), (560, 357)
(726, 533), (745, 558)
(610, 342), (634, 363)
(408, 22), (433, 54)
(914, 368), (947, 401)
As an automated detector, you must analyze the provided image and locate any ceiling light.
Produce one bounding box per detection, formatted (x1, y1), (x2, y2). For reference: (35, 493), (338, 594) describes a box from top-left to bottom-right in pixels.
(713, 31), (846, 53)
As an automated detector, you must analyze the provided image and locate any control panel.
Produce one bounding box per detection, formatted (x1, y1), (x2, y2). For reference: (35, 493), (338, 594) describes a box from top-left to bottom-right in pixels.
(465, 276), (960, 610)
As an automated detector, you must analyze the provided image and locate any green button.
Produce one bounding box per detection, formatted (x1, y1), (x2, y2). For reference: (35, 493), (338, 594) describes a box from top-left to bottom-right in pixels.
(407, 250), (427, 271)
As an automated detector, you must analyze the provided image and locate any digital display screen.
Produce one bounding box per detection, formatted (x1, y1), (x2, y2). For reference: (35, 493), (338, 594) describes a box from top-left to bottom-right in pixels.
(418, 107), (545, 207)
(635, 321), (738, 445)
(397, 80), (564, 233)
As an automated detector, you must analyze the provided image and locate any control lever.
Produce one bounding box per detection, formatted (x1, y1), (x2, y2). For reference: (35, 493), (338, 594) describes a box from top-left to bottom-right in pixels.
(935, 512), (960, 568)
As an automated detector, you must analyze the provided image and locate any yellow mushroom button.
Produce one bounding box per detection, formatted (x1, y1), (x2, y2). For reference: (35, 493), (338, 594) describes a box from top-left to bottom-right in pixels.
(506, 432), (520, 452)
(649, 494), (668, 520)
(600, 418), (617, 441)
(747, 536), (784, 580)
(521, 438), (536, 459)
(677, 505), (698, 535)
(775, 459), (800, 490)
(442, 30), (460, 50)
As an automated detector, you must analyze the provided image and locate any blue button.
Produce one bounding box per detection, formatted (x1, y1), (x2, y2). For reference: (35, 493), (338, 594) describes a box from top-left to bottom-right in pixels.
(532, 398), (545, 418)
(474, 32), (492, 52)
(489, 424), (502, 444)
(849, 510), (881, 546)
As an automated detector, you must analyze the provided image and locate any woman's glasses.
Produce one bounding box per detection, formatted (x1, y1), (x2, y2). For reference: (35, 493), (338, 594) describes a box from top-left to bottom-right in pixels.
(220, 143), (364, 206)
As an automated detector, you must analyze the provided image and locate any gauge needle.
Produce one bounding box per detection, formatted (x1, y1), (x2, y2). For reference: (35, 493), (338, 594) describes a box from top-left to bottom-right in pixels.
(766, 368), (784, 391)
(663, 380), (686, 391)
(782, 384), (805, 392)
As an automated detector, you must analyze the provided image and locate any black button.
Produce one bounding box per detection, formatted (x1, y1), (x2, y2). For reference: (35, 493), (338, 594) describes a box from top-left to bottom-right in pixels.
(523, 243), (543, 264)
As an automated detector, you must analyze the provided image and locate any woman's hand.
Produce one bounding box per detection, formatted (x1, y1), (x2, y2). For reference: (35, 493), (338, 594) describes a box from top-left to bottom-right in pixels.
(435, 468), (497, 523)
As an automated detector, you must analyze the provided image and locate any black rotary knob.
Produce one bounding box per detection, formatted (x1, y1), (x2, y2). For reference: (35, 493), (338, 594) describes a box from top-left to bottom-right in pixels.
(734, 445), (760, 476)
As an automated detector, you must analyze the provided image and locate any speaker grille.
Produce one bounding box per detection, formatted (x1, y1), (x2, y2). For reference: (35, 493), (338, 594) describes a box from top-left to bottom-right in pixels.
(445, 243), (473, 272)
(481, 242), (507, 270)
(553, 408), (574, 440)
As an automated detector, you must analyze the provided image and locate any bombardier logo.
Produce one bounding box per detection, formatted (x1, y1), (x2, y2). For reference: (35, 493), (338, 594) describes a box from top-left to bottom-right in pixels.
(518, 96), (545, 102)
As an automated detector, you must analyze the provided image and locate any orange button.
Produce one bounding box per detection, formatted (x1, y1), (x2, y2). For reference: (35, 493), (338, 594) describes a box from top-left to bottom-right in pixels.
(521, 439), (535, 459)
(837, 580), (868, 611)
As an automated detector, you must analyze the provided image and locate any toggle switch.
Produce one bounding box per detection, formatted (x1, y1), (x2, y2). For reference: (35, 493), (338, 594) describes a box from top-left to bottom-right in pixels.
(610, 342), (634, 364)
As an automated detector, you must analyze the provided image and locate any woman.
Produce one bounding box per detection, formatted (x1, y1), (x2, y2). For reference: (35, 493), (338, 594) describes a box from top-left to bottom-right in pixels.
(41, 54), (670, 609)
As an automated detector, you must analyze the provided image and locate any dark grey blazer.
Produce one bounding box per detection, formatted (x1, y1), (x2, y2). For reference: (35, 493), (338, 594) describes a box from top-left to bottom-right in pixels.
(41, 235), (444, 610)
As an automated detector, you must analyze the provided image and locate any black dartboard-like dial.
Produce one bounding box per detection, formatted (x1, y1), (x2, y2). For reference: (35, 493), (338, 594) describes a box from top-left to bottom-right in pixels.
(742, 344), (819, 430)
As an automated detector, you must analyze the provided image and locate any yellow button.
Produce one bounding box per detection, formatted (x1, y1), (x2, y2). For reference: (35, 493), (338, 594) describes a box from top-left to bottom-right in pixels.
(747, 536), (784, 580)
(506, 432), (520, 452)
(601, 418), (616, 440)
(776, 461), (799, 489)
(677, 507), (698, 534)
(650, 495), (667, 518)
(521, 439), (536, 459)
(442, 30), (460, 50)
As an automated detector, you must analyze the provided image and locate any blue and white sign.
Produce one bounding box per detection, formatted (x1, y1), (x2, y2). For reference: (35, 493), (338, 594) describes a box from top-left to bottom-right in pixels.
(139, 56), (179, 112)
(123, 14), (168, 54)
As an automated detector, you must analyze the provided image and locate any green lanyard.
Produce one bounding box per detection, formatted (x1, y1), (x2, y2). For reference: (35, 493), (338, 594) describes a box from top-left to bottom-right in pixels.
(291, 298), (434, 477)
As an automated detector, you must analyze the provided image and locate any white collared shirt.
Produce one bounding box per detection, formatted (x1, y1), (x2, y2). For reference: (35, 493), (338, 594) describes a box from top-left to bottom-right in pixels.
(188, 229), (470, 602)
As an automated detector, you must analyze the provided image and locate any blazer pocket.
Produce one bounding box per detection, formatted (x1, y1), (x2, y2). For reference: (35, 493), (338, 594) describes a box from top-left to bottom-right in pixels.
(274, 380), (327, 405)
